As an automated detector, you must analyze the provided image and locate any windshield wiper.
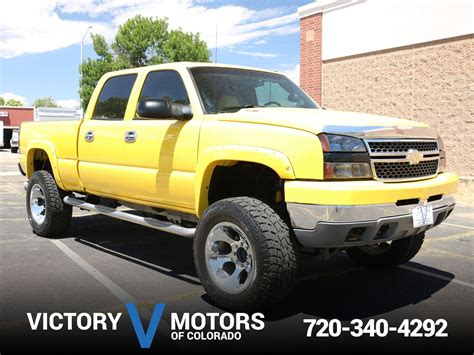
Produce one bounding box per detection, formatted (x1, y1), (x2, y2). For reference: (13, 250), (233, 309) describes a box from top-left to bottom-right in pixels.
(219, 105), (260, 113)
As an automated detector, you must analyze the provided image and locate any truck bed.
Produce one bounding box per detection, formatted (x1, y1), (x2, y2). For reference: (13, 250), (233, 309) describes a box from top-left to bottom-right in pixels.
(19, 120), (83, 191)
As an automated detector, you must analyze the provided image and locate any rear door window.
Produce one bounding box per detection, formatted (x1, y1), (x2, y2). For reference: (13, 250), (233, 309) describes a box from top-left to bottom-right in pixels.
(93, 74), (137, 120)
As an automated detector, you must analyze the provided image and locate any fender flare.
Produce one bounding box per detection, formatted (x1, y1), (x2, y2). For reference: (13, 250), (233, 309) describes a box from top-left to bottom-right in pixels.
(195, 145), (295, 216)
(25, 141), (66, 190)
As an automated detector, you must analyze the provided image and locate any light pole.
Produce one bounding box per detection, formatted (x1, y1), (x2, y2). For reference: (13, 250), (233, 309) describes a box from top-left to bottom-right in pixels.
(80, 26), (93, 74)
(80, 26), (93, 109)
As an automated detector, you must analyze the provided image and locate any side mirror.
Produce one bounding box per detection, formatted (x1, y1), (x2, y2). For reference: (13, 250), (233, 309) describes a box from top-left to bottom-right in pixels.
(287, 93), (299, 102)
(137, 99), (193, 120)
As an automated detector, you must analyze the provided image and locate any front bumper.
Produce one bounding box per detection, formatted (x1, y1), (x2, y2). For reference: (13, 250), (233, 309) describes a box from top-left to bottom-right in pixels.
(287, 194), (456, 248)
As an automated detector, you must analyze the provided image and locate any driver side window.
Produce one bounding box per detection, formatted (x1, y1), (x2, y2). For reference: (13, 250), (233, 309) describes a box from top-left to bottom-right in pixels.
(139, 70), (190, 105)
(255, 82), (294, 107)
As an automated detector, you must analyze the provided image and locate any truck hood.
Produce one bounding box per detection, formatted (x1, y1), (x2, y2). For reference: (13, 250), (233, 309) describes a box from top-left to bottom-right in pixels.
(218, 108), (438, 139)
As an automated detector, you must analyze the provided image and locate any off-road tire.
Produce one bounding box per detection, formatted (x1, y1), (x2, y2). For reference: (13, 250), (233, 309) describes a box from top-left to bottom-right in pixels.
(194, 197), (297, 311)
(26, 170), (72, 237)
(346, 233), (425, 268)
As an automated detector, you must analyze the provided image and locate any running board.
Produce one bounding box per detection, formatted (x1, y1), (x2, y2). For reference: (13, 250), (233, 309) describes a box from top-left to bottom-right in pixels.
(63, 196), (195, 238)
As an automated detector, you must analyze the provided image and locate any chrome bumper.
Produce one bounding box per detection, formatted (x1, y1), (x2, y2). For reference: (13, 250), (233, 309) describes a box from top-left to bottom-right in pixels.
(287, 195), (455, 248)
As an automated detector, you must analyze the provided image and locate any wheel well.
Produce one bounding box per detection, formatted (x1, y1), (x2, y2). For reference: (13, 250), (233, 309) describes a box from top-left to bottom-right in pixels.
(31, 149), (52, 174)
(208, 162), (284, 206)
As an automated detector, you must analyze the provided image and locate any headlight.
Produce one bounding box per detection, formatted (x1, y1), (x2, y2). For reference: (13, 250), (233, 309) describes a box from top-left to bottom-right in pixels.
(319, 133), (371, 179)
(318, 134), (366, 152)
(324, 162), (372, 179)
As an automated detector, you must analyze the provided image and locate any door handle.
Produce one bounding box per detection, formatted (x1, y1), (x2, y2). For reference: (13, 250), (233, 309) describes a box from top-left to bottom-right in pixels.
(84, 130), (95, 142)
(124, 130), (137, 143)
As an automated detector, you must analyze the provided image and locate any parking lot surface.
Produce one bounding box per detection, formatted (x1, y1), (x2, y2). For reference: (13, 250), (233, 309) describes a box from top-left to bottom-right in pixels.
(1, 149), (473, 352)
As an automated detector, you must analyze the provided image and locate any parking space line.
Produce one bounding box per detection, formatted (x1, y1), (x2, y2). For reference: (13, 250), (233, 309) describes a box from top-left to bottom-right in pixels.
(442, 222), (474, 230)
(0, 172), (20, 176)
(0, 238), (32, 245)
(51, 240), (143, 307)
(399, 265), (474, 289)
(425, 230), (474, 242)
(421, 245), (474, 261)
(51, 239), (177, 342)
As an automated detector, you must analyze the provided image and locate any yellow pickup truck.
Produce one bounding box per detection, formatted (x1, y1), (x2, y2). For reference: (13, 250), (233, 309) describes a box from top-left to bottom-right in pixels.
(19, 62), (458, 311)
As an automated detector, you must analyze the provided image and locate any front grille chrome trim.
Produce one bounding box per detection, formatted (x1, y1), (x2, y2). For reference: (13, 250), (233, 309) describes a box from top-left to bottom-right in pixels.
(364, 139), (440, 182)
(370, 156), (439, 163)
(365, 138), (439, 156)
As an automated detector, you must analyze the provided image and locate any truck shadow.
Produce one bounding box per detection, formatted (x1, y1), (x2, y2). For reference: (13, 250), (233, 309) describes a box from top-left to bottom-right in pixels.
(68, 213), (200, 286)
(65, 214), (454, 320)
(264, 257), (454, 321)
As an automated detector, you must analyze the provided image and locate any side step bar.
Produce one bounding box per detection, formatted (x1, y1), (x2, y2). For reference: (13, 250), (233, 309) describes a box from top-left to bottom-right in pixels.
(63, 196), (195, 238)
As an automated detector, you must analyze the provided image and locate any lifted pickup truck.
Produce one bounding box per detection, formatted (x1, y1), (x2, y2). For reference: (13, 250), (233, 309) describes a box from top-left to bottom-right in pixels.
(19, 62), (458, 311)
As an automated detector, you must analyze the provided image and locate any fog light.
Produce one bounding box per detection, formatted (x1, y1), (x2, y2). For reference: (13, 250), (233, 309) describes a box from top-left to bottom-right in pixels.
(324, 162), (372, 179)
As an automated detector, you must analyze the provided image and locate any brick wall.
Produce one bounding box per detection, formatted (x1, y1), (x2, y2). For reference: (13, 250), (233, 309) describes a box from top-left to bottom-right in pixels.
(321, 35), (474, 177)
(300, 13), (322, 104)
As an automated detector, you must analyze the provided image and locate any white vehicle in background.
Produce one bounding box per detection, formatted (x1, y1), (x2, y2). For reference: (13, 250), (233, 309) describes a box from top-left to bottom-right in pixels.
(10, 129), (19, 153)
(34, 107), (82, 122)
(10, 107), (81, 153)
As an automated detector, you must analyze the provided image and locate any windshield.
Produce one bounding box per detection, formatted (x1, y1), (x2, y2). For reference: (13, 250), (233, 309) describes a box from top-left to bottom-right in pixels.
(190, 67), (319, 113)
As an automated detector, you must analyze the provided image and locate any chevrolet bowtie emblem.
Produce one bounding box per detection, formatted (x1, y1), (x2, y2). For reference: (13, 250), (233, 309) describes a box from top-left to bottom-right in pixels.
(406, 149), (423, 165)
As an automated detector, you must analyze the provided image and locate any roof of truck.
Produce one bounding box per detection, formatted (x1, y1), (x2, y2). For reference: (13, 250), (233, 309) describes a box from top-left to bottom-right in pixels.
(104, 62), (280, 76)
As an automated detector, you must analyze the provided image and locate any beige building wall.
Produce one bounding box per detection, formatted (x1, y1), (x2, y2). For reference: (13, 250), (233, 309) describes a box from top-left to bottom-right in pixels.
(322, 34), (474, 177)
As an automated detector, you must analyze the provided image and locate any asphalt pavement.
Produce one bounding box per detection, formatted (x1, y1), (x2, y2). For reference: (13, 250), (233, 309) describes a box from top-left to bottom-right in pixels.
(1, 149), (473, 353)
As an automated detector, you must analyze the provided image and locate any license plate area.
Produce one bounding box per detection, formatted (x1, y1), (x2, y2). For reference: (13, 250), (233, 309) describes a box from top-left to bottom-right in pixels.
(412, 205), (434, 228)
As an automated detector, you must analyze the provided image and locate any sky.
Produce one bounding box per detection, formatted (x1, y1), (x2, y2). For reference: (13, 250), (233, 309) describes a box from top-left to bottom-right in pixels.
(0, 0), (313, 108)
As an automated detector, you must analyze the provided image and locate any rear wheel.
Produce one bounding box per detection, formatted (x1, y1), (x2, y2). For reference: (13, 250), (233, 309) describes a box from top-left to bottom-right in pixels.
(194, 197), (297, 311)
(26, 170), (72, 237)
(346, 233), (425, 268)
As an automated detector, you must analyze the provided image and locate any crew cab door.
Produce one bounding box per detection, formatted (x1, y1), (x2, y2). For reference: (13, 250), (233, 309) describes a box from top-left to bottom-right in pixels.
(78, 73), (138, 198)
(120, 69), (200, 210)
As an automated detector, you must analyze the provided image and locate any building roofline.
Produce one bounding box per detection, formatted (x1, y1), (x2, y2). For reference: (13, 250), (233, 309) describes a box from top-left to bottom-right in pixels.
(298, 0), (364, 18)
(0, 106), (34, 109)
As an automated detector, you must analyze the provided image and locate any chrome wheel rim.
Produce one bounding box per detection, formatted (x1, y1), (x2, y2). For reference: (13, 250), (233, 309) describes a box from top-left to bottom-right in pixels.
(359, 242), (391, 255)
(30, 184), (46, 225)
(205, 222), (256, 294)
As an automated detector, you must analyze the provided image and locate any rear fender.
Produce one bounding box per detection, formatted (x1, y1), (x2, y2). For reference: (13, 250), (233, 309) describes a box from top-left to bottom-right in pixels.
(25, 141), (66, 190)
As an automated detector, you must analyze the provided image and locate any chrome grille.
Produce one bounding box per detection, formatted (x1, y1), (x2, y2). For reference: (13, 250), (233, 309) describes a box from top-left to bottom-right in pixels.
(365, 139), (440, 182)
(374, 160), (439, 180)
(367, 141), (438, 155)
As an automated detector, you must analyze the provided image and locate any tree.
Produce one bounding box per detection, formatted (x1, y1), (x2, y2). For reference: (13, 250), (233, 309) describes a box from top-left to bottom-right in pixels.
(80, 15), (211, 109)
(5, 99), (23, 107)
(33, 97), (59, 108)
(0, 97), (4, 105)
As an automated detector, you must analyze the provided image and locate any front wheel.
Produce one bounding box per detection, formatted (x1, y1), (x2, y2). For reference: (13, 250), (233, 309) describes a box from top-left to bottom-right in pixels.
(346, 233), (425, 268)
(26, 170), (72, 237)
(193, 197), (297, 311)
